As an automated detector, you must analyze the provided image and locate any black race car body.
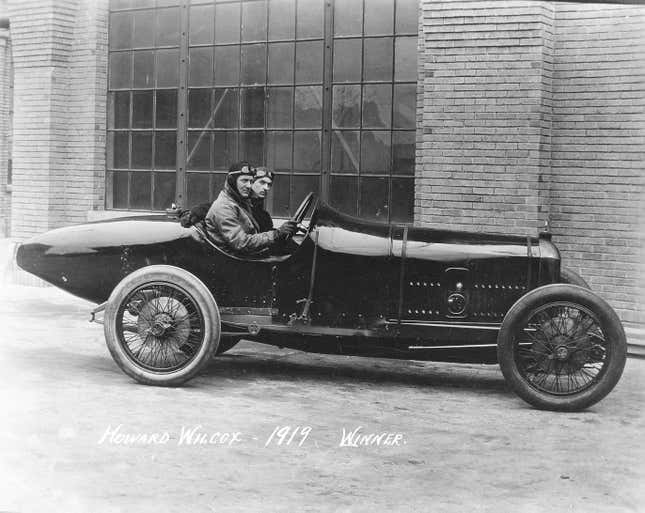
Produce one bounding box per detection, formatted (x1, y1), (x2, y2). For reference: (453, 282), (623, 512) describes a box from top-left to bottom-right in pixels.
(16, 196), (626, 411)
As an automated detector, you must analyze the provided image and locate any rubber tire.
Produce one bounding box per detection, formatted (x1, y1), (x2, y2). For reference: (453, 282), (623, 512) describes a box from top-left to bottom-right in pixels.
(215, 336), (242, 355)
(104, 265), (220, 386)
(560, 267), (590, 289)
(497, 284), (626, 411)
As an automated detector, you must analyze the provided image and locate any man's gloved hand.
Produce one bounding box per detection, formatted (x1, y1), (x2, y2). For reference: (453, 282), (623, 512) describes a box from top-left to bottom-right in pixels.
(179, 202), (210, 228)
(276, 220), (298, 239)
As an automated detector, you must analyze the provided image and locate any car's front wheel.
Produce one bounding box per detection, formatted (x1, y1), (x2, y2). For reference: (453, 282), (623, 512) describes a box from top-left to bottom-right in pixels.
(497, 284), (626, 411)
(104, 265), (220, 386)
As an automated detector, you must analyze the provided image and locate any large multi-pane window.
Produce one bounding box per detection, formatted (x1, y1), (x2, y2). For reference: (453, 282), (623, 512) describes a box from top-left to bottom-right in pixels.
(107, 0), (417, 222)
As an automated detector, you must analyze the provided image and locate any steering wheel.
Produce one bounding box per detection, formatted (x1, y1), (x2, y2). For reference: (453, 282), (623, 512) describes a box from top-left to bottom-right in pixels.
(291, 192), (316, 225)
(289, 192), (316, 239)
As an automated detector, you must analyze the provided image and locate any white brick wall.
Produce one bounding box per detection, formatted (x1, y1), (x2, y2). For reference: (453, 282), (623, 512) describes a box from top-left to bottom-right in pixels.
(415, 0), (645, 326)
(8, 0), (107, 238)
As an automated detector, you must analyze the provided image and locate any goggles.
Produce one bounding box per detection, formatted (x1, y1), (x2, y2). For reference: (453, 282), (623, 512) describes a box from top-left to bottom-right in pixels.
(254, 167), (275, 181)
(229, 164), (256, 177)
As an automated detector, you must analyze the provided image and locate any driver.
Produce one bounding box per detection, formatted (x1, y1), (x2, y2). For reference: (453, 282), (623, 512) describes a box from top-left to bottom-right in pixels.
(205, 162), (297, 256)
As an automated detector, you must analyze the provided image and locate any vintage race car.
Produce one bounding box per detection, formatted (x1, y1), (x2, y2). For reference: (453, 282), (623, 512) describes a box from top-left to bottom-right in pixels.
(16, 193), (626, 411)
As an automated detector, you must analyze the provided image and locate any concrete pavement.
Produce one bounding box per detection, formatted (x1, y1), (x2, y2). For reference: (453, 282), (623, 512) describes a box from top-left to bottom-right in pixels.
(0, 283), (643, 513)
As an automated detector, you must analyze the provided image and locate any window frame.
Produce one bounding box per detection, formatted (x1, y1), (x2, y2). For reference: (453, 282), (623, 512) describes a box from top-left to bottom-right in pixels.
(107, 0), (417, 222)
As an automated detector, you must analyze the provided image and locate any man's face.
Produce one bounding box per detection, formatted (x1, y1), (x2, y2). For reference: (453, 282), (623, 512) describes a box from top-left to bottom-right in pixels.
(251, 177), (273, 199)
(236, 175), (253, 198)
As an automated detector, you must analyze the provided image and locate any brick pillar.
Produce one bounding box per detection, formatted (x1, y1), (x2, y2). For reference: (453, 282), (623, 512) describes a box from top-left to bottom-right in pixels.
(416, 0), (555, 235)
(8, 0), (107, 239)
(0, 24), (11, 237)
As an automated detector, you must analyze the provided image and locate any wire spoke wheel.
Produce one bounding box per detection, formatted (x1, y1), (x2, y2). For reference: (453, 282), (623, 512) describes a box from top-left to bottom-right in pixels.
(515, 302), (607, 396)
(117, 283), (205, 372)
(497, 284), (626, 411)
(104, 265), (220, 386)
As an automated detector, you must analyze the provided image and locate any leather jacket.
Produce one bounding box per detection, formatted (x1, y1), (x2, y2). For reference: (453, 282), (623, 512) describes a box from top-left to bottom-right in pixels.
(205, 183), (280, 256)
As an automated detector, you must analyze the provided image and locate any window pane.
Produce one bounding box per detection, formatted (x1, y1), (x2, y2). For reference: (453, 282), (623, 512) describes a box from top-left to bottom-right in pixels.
(188, 89), (211, 128)
(391, 177), (414, 222)
(133, 50), (154, 88)
(364, 0), (393, 35)
(332, 85), (360, 128)
(187, 132), (211, 170)
(296, 0), (323, 38)
(293, 131), (320, 172)
(110, 0), (132, 10)
(112, 171), (129, 209)
(270, 173), (290, 217)
(364, 38), (393, 81)
(156, 8), (180, 46)
(187, 173), (211, 206)
(330, 175), (357, 216)
(156, 90), (177, 128)
(213, 131), (239, 169)
(242, 87), (265, 128)
(292, 175), (319, 210)
(112, 132), (129, 169)
(214, 46), (240, 86)
(395, 36), (417, 81)
(294, 86), (322, 128)
(331, 130), (359, 173)
(295, 41), (323, 84)
(132, 90), (153, 128)
(213, 88), (239, 128)
(189, 47), (213, 87)
(268, 0), (295, 40)
(133, 10), (154, 47)
(109, 91), (130, 129)
(393, 84), (416, 128)
(362, 84), (392, 129)
(396, 0), (418, 34)
(153, 172), (176, 210)
(392, 131), (415, 175)
(215, 3), (240, 44)
(267, 87), (293, 128)
(109, 52), (131, 89)
(359, 177), (388, 221)
(242, 0), (267, 42)
(240, 131), (265, 166)
(155, 131), (176, 169)
(361, 131), (390, 173)
(190, 5), (214, 45)
(131, 172), (151, 209)
(268, 43), (294, 85)
(266, 131), (292, 171)
(333, 39), (362, 83)
(211, 174), (227, 200)
(132, 132), (153, 168)
(241, 44), (266, 85)
(333, 0), (362, 37)
(110, 12), (132, 50)
(156, 49), (179, 87)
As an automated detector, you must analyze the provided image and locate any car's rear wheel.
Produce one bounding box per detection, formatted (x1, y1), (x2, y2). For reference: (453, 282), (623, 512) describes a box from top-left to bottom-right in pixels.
(104, 265), (220, 386)
(497, 284), (626, 411)
(560, 267), (590, 289)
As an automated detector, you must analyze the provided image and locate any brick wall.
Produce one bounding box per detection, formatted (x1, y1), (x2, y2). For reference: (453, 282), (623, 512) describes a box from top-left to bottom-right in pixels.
(417, 0), (556, 235)
(8, 0), (107, 238)
(416, 0), (645, 327)
(550, 2), (645, 326)
(0, 26), (11, 237)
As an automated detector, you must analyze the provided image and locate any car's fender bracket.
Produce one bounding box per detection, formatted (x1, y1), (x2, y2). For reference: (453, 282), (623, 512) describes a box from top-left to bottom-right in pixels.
(90, 301), (107, 324)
